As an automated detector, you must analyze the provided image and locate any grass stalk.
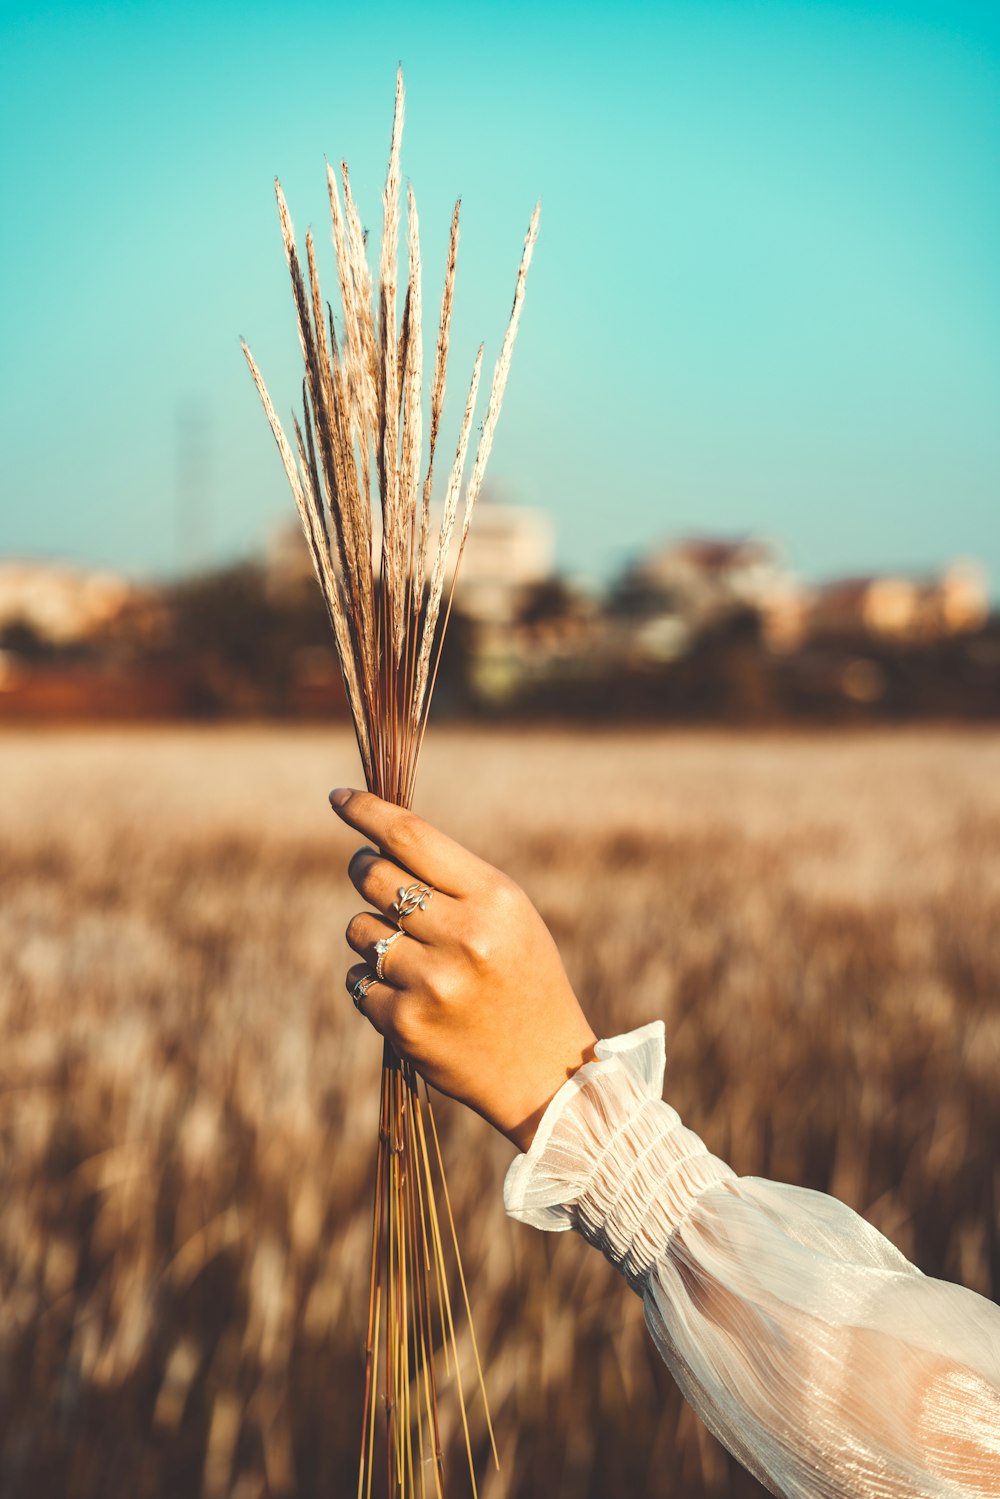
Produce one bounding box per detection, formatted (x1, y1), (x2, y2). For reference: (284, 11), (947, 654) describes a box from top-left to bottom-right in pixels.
(243, 66), (538, 1496)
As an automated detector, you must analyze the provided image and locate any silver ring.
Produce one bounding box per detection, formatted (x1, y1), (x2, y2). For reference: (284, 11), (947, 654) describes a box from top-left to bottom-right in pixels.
(393, 882), (434, 925)
(352, 971), (377, 1011)
(374, 928), (405, 982)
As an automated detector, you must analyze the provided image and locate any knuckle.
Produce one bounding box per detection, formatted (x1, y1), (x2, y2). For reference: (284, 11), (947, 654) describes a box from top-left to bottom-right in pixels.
(387, 810), (423, 855)
(461, 917), (496, 968)
(427, 958), (464, 1009)
(485, 872), (521, 919)
(455, 877), (523, 969)
(390, 998), (423, 1053)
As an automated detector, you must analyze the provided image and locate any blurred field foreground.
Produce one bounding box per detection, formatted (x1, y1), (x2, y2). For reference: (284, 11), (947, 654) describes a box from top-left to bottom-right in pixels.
(1, 725), (998, 1499)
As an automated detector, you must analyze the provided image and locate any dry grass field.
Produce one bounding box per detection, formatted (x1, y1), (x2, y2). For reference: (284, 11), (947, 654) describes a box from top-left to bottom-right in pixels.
(1, 725), (998, 1499)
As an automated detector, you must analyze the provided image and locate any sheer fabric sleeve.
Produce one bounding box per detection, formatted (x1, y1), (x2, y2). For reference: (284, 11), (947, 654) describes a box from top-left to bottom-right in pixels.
(504, 1023), (1000, 1499)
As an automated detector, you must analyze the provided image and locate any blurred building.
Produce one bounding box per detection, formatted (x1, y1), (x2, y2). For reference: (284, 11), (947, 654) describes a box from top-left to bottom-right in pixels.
(265, 525), (314, 601)
(631, 536), (785, 613)
(0, 559), (179, 720)
(0, 560), (135, 644)
(447, 502), (554, 620)
(808, 562), (989, 643)
(615, 535), (806, 655)
(267, 500), (554, 622)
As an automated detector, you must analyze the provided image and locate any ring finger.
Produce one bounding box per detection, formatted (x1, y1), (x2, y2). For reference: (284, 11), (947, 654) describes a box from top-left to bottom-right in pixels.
(345, 964), (394, 1034)
(347, 847), (454, 942)
(346, 911), (425, 989)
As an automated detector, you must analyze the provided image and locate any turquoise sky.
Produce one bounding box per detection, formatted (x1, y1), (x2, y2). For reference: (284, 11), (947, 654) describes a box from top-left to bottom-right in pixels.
(1, 0), (997, 590)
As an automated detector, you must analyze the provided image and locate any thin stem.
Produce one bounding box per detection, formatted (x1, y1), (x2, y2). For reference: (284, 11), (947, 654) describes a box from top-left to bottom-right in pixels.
(243, 71), (539, 1499)
(425, 1081), (500, 1471)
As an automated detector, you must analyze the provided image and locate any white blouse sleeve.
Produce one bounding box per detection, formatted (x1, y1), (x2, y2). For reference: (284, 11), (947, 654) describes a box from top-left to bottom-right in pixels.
(504, 1023), (1000, 1499)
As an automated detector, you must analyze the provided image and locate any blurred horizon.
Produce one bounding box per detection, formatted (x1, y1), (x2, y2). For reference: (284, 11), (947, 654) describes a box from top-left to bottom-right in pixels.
(1, 0), (998, 592)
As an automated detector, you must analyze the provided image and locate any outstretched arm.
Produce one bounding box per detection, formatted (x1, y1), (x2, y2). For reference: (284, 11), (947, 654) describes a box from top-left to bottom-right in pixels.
(331, 789), (1000, 1499)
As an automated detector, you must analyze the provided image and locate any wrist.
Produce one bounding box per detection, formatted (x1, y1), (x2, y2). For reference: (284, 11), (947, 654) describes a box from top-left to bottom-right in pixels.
(505, 1027), (597, 1153)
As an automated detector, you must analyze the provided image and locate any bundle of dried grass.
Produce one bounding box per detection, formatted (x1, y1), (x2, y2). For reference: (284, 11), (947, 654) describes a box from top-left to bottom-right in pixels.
(242, 68), (539, 1498)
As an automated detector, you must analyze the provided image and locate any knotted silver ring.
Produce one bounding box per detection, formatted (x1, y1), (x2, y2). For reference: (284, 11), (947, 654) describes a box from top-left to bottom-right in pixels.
(374, 928), (405, 982)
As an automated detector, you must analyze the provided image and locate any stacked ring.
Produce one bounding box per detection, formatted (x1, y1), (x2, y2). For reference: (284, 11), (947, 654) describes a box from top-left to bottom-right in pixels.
(374, 928), (404, 982)
(352, 972), (377, 1012)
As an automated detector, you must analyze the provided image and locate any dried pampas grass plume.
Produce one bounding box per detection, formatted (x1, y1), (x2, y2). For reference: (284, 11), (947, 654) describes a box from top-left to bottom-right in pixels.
(241, 66), (538, 1499)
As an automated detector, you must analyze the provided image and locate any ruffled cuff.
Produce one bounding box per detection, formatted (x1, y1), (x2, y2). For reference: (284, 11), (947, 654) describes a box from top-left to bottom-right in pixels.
(503, 1022), (735, 1292)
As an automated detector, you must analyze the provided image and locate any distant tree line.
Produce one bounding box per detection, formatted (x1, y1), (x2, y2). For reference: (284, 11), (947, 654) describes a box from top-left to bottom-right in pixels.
(1, 560), (997, 723)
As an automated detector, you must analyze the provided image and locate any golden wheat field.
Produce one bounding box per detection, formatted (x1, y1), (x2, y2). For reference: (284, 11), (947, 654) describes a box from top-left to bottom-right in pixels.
(1, 725), (998, 1499)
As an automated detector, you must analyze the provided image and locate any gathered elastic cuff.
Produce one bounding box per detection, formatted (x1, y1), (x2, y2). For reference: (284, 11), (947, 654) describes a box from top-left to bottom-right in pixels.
(503, 1021), (667, 1231)
(503, 1021), (734, 1291)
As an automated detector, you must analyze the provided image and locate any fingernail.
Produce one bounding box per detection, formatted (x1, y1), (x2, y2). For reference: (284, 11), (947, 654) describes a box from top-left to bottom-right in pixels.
(329, 788), (353, 811)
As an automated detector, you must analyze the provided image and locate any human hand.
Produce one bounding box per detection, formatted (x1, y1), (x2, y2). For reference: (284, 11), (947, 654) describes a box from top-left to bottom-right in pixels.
(330, 789), (597, 1152)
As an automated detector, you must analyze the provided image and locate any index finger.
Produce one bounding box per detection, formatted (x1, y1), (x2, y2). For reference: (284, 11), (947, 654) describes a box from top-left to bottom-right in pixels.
(329, 789), (491, 897)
